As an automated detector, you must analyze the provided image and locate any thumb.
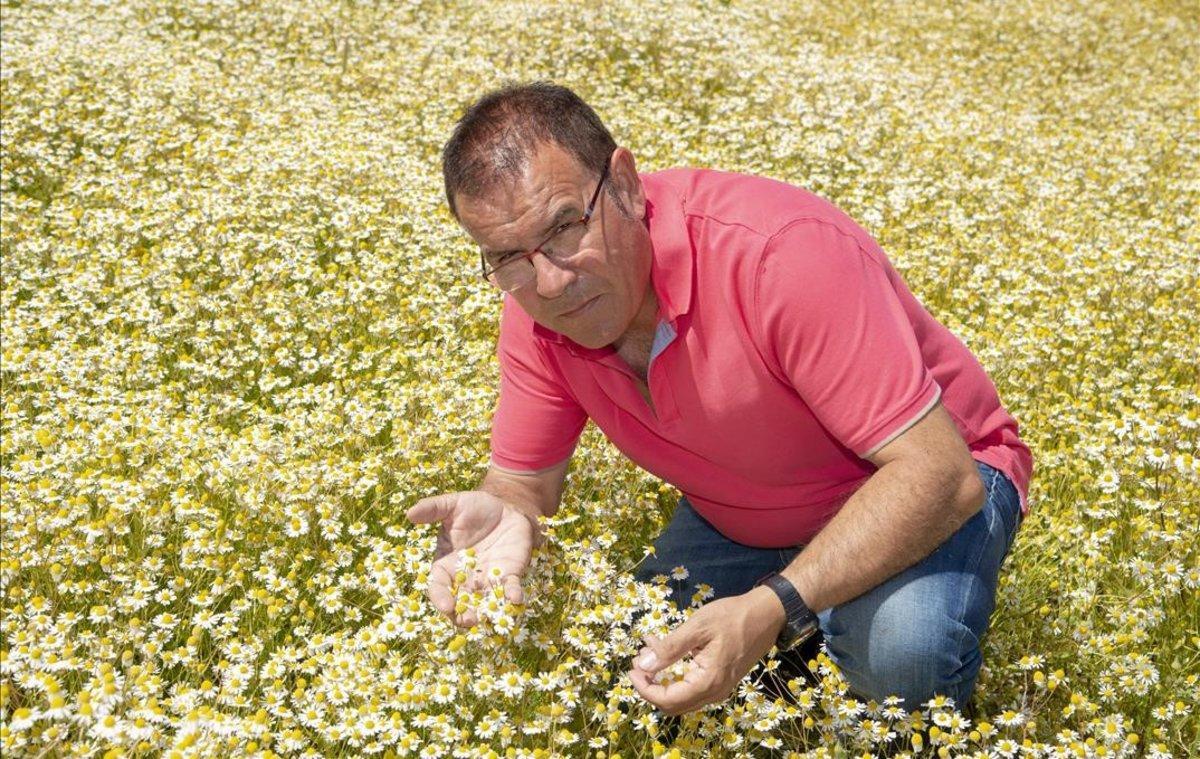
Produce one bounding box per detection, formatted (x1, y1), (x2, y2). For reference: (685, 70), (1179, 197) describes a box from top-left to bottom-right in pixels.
(406, 492), (462, 525)
(636, 620), (704, 674)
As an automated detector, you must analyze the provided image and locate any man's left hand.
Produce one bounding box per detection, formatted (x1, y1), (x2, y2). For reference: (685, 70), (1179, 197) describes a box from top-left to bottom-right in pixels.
(627, 585), (786, 715)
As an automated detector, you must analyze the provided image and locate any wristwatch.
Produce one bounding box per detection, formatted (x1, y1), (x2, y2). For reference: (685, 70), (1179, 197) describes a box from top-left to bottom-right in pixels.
(755, 572), (819, 650)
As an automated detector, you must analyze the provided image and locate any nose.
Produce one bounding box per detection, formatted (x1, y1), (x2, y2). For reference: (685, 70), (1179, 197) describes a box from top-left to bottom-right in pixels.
(530, 251), (577, 300)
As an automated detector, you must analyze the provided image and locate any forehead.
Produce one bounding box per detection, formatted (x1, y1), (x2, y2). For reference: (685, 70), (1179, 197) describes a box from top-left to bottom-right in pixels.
(455, 142), (591, 244)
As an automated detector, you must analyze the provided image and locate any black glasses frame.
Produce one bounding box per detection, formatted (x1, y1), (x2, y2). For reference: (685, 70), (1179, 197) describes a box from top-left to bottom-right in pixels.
(479, 161), (611, 288)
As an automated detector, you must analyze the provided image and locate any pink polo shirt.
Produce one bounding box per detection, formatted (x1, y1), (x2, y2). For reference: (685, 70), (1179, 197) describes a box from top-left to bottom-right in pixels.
(489, 168), (1033, 548)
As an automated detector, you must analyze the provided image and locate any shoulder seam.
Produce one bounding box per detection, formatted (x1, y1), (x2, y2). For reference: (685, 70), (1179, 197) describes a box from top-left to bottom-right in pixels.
(762, 216), (883, 264)
(680, 210), (774, 241)
(747, 216), (885, 388)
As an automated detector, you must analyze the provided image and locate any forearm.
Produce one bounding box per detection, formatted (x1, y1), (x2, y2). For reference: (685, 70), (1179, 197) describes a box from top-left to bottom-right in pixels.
(779, 461), (985, 614)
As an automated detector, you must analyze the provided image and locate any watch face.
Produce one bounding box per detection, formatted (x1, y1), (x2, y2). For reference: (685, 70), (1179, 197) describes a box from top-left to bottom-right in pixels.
(780, 620), (819, 650)
(778, 630), (801, 650)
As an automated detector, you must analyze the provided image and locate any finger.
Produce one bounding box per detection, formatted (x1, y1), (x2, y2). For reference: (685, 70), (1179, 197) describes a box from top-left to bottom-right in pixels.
(456, 606), (479, 629)
(426, 561), (457, 618)
(628, 666), (711, 716)
(406, 493), (462, 525)
(502, 574), (524, 605)
(639, 622), (705, 674)
(463, 569), (483, 594)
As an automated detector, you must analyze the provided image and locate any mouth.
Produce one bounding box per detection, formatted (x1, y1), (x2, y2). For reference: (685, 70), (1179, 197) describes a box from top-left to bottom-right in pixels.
(560, 295), (598, 318)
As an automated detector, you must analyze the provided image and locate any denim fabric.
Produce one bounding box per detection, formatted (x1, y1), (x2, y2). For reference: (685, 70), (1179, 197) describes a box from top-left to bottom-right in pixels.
(634, 460), (1024, 711)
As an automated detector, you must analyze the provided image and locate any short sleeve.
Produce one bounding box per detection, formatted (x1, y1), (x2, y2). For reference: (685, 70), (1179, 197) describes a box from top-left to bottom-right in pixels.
(751, 218), (941, 459)
(490, 297), (589, 471)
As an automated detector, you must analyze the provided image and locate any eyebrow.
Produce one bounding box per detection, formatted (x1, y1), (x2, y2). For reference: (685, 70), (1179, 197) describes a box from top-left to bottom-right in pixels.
(481, 205), (578, 259)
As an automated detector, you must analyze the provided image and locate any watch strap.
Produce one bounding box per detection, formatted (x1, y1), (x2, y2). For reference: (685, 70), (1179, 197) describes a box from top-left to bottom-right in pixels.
(757, 572), (819, 649)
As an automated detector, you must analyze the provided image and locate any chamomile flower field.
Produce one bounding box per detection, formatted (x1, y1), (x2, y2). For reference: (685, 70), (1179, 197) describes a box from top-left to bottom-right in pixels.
(2, 0), (1197, 756)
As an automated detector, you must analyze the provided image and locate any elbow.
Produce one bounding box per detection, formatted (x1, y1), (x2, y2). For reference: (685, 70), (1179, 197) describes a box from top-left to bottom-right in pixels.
(953, 466), (987, 519)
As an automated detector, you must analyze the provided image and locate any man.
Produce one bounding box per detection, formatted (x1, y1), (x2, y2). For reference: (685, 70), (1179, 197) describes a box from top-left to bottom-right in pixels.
(406, 82), (1033, 718)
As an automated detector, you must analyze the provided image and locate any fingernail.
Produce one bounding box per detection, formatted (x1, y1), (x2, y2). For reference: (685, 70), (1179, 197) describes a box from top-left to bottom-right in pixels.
(636, 652), (658, 670)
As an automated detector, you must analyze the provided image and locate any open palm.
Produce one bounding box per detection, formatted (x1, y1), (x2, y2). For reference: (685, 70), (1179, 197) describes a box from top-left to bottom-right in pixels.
(406, 490), (536, 628)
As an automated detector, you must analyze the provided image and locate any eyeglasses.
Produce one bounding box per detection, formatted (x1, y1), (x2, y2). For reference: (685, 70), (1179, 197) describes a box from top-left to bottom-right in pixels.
(479, 161), (610, 292)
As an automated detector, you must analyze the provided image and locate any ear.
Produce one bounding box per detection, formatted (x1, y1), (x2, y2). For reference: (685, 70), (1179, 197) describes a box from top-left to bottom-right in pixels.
(608, 147), (646, 220)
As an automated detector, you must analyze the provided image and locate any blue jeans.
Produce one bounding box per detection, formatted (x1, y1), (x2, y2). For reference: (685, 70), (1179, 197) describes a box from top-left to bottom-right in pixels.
(634, 461), (1024, 711)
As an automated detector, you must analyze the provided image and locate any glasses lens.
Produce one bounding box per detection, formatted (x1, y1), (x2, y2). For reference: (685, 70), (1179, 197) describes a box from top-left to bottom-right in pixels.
(485, 220), (589, 291)
(491, 259), (535, 292)
(544, 222), (587, 260)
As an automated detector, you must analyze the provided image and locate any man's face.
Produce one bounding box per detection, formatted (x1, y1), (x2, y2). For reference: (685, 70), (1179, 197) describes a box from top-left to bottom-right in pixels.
(454, 142), (653, 350)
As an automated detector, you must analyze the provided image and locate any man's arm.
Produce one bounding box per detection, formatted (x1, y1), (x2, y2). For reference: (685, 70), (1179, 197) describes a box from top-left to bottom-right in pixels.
(629, 401), (987, 715)
(478, 457), (572, 548)
(764, 400), (985, 617)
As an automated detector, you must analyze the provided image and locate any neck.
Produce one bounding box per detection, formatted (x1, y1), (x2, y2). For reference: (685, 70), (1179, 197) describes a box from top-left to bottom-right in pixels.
(611, 284), (659, 354)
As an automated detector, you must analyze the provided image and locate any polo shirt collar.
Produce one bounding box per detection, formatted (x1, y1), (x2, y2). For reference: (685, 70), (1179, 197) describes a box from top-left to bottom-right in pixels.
(531, 172), (694, 352)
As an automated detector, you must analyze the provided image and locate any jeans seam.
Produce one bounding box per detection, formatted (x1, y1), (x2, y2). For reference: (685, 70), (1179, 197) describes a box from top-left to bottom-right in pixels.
(984, 465), (1020, 547)
(944, 465), (997, 703)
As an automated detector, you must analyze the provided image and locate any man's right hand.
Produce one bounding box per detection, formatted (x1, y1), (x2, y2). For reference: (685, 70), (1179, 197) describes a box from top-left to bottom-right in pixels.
(405, 491), (538, 628)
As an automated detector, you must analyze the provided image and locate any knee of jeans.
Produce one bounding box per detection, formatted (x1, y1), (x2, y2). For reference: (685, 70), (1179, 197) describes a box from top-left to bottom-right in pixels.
(834, 613), (982, 712)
